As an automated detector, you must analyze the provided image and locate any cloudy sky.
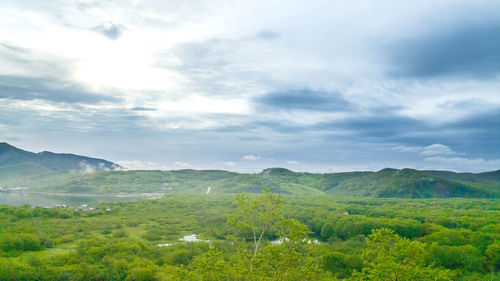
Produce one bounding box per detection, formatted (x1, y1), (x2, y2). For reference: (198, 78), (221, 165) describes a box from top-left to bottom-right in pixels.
(0, 0), (499, 172)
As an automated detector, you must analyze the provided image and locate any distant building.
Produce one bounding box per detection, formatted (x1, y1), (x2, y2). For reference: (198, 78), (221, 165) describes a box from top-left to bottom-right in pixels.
(79, 204), (94, 211)
(55, 204), (68, 208)
(343, 211), (349, 215)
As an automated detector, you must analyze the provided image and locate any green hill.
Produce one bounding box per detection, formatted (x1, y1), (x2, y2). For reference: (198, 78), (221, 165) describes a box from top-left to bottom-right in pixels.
(0, 142), (121, 187)
(322, 168), (492, 198)
(0, 143), (498, 198)
(26, 167), (498, 198)
(43, 169), (325, 195)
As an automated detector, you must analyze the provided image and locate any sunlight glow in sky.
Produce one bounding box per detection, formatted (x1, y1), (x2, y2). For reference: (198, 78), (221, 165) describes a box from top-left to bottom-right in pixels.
(0, 0), (499, 172)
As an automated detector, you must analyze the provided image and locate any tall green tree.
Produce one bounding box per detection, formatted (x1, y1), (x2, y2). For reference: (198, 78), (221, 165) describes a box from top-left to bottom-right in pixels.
(229, 188), (284, 276)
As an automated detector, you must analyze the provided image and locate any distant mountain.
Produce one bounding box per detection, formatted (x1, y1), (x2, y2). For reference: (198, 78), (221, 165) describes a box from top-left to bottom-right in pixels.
(0, 143), (498, 198)
(35, 167), (500, 198)
(0, 142), (122, 187)
(320, 168), (494, 198)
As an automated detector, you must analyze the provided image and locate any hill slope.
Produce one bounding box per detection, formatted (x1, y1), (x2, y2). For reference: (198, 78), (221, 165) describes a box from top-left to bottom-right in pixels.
(32, 167), (499, 198)
(0, 143), (498, 198)
(0, 143), (121, 186)
(322, 168), (493, 198)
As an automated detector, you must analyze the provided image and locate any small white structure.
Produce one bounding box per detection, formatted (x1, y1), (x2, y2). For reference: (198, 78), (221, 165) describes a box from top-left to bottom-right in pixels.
(206, 186), (211, 194)
(79, 204), (94, 211)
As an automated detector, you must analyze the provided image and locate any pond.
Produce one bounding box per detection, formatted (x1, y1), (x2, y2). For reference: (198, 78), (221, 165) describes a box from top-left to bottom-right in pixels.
(0, 191), (163, 207)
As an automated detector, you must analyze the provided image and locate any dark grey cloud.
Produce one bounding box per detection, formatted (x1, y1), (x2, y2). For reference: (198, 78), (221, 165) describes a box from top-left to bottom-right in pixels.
(238, 103), (499, 160)
(450, 109), (500, 132)
(315, 109), (500, 160)
(95, 22), (124, 40)
(445, 109), (500, 158)
(0, 75), (120, 104)
(388, 20), (500, 78)
(254, 89), (351, 112)
(329, 115), (425, 138)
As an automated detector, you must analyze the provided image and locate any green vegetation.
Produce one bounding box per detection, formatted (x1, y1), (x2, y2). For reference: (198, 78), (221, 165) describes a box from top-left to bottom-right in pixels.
(23, 167), (500, 198)
(0, 192), (499, 280)
(2, 143), (498, 198)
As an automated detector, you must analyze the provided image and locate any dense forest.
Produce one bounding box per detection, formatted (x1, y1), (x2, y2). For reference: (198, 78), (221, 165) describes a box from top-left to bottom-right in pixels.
(1, 191), (499, 280)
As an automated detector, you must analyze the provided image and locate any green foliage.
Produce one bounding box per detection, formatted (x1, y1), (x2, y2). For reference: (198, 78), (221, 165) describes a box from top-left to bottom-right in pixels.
(230, 188), (283, 259)
(0, 233), (44, 252)
(351, 228), (456, 281)
(485, 242), (500, 273)
(188, 246), (232, 281)
(431, 244), (482, 271)
(0, 193), (498, 280)
(324, 168), (495, 198)
(5, 160), (498, 197)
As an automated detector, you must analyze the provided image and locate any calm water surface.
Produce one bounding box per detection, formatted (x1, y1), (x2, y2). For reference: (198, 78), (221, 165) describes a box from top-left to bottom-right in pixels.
(0, 192), (157, 207)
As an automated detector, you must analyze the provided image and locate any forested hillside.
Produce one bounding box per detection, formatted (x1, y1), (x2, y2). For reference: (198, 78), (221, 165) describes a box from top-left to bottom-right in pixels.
(1, 192), (498, 280)
(28, 168), (500, 198)
(1, 144), (498, 198)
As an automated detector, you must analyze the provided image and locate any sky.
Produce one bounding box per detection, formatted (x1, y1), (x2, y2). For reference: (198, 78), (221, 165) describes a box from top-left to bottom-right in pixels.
(0, 0), (499, 173)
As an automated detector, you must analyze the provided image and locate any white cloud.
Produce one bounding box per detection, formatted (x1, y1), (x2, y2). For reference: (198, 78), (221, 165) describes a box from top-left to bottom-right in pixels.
(392, 145), (423, 153)
(287, 160), (299, 165)
(243, 155), (260, 161)
(0, 0), (498, 173)
(224, 161), (236, 166)
(422, 156), (500, 173)
(394, 143), (457, 156)
(420, 144), (455, 156)
(79, 161), (96, 174)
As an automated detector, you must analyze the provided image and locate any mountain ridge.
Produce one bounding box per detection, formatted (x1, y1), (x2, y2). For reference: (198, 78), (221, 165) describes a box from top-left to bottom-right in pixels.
(0, 143), (498, 198)
(0, 142), (122, 186)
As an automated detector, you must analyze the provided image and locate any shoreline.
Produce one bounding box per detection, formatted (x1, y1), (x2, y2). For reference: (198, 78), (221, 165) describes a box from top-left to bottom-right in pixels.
(5, 191), (165, 198)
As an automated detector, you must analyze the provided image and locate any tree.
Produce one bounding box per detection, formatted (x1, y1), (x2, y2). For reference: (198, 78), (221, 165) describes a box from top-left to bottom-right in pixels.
(229, 188), (283, 276)
(226, 188), (321, 280)
(484, 242), (500, 275)
(351, 228), (455, 281)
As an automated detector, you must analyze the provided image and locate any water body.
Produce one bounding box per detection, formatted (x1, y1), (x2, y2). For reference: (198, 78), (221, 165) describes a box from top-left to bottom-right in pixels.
(155, 234), (209, 247)
(0, 192), (160, 207)
(271, 238), (320, 245)
(179, 234), (209, 242)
